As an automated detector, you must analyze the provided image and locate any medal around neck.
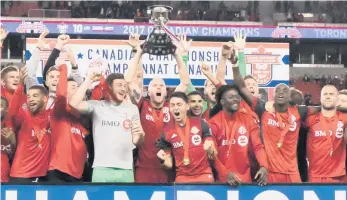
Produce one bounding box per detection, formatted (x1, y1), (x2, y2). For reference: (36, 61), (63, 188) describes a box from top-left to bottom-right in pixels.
(141, 5), (177, 55)
(183, 158), (190, 165)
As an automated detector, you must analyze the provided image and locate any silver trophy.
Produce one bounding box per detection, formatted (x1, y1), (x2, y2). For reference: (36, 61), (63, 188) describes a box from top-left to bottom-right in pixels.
(141, 5), (177, 55)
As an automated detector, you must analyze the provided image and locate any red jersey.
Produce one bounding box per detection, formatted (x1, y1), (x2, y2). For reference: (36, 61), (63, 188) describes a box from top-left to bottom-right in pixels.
(90, 76), (110, 100)
(49, 64), (88, 179)
(209, 110), (267, 182)
(158, 117), (213, 180)
(305, 112), (347, 178)
(251, 97), (310, 174)
(135, 98), (172, 169)
(0, 123), (14, 182)
(6, 84), (51, 178)
(1, 86), (26, 107)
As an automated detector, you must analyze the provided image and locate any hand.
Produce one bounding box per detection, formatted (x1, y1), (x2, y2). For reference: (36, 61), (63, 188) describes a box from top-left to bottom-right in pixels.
(1, 128), (15, 145)
(55, 34), (70, 50)
(232, 31), (246, 50)
(66, 48), (77, 67)
(36, 29), (49, 50)
(228, 49), (238, 65)
(255, 167), (268, 186)
(265, 101), (275, 113)
(203, 140), (217, 160)
(87, 67), (102, 82)
(157, 149), (166, 161)
(173, 34), (192, 56)
(126, 33), (143, 51)
(221, 42), (233, 58)
(201, 63), (212, 76)
(0, 26), (9, 43)
(131, 119), (144, 136)
(19, 66), (28, 84)
(227, 172), (241, 187)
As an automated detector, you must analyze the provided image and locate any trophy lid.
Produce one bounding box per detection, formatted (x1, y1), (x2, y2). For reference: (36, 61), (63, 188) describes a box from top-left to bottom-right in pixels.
(148, 5), (173, 13)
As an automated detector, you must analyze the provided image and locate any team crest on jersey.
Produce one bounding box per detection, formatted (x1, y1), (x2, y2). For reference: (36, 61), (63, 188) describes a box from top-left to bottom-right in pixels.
(163, 112), (170, 123)
(163, 107), (169, 113)
(122, 119), (131, 131)
(191, 126), (199, 135)
(238, 126), (246, 135)
(192, 135), (202, 146)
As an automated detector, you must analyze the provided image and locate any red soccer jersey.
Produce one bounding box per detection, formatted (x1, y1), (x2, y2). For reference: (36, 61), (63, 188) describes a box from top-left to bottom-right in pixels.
(209, 110), (267, 182)
(91, 76), (110, 100)
(1, 86), (27, 107)
(6, 84), (51, 178)
(251, 97), (309, 175)
(135, 98), (172, 169)
(159, 117), (213, 181)
(305, 112), (347, 178)
(0, 123), (13, 182)
(49, 64), (88, 179)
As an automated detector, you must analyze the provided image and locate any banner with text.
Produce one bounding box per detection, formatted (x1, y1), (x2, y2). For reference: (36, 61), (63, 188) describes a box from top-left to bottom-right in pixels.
(2, 18), (347, 39)
(25, 39), (289, 88)
(1, 184), (346, 200)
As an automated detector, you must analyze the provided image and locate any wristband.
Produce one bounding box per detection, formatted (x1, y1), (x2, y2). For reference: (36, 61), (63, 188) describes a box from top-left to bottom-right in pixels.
(72, 65), (78, 70)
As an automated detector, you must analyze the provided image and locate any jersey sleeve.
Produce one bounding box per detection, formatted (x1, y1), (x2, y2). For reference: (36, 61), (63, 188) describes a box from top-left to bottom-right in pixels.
(209, 103), (223, 118)
(131, 105), (141, 121)
(201, 119), (212, 139)
(157, 132), (171, 150)
(53, 64), (68, 117)
(252, 96), (266, 119)
(249, 120), (268, 169)
(297, 105), (310, 122)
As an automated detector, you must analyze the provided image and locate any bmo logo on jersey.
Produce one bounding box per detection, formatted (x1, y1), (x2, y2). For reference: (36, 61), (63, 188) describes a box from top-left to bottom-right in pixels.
(173, 141), (183, 148)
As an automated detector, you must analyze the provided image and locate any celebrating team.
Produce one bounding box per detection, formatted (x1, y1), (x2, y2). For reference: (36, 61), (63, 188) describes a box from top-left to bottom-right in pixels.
(1, 28), (347, 185)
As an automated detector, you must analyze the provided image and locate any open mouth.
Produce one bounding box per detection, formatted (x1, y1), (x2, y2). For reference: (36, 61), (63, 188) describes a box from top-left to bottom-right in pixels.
(29, 102), (37, 107)
(250, 91), (255, 95)
(156, 92), (162, 97)
(278, 95), (284, 99)
(173, 111), (180, 116)
(211, 92), (215, 96)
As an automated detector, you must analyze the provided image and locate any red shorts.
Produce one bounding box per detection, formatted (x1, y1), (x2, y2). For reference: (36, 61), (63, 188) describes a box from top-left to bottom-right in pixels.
(176, 173), (214, 183)
(268, 172), (302, 183)
(135, 167), (170, 183)
(309, 176), (346, 183)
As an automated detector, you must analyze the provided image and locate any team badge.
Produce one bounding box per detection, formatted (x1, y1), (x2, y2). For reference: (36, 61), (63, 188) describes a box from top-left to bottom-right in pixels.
(238, 126), (246, 135)
(191, 135), (201, 146)
(191, 126), (199, 135)
(123, 119), (131, 131)
(237, 136), (248, 147)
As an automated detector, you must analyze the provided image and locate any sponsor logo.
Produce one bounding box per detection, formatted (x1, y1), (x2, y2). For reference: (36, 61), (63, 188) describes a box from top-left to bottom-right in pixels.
(191, 135), (201, 146)
(101, 120), (120, 127)
(272, 27), (302, 39)
(173, 141), (183, 148)
(314, 130), (326, 137)
(16, 21), (46, 33)
(71, 127), (84, 138)
(57, 22), (68, 34)
(222, 139), (236, 146)
(237, 135), (248, 147)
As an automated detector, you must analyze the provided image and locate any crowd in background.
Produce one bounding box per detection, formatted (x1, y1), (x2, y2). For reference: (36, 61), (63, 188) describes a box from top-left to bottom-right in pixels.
(1, 1), (347, 23)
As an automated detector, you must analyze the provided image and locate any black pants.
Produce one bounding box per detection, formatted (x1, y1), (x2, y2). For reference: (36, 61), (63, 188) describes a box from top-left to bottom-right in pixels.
(10, 176), (46, 184)
(46, 170), (80, 183)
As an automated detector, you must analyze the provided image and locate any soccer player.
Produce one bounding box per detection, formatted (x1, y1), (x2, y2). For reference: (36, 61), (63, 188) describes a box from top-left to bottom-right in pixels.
(46, 63), (88, 182)
(231, 32), (324, 183)
(1, 66), (21, 102)
(6, 67), (51, 183)
(209, 84), (268, 186)
(187, 91), (204, 117)
(157, 92), (216, 183)
(125, 34), (190, 183)
(305, 85), (347, 183)
(1, 97), (16, 183)
(69, 68), (145, 183)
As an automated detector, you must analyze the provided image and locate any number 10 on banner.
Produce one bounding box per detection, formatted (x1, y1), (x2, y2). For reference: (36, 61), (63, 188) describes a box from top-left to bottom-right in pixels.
(73, 24), (83, 33)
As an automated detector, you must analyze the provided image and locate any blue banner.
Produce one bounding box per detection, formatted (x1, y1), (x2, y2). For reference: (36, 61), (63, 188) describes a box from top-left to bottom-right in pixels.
(1, 19), (347, 39)
(1, 184), (346, 200)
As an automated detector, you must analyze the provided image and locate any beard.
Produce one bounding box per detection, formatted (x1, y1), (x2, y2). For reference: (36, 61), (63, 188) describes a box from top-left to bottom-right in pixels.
(322, 105), (336, 110)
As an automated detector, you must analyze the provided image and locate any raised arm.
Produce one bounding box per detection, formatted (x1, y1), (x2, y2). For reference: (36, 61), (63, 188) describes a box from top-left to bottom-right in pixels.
(216, 42), (233, 85)
(201, 63), (221, 87)
(230, 33), (254, 107)
(52, 63), (68, 118)
(67, 48), (83, 85)
(69, 65), (101, 114)
(26, 30), (49, 89)
(173, 35), (191, 93)
(43, 35), (69, 84)
(125, 34), (144, 105)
